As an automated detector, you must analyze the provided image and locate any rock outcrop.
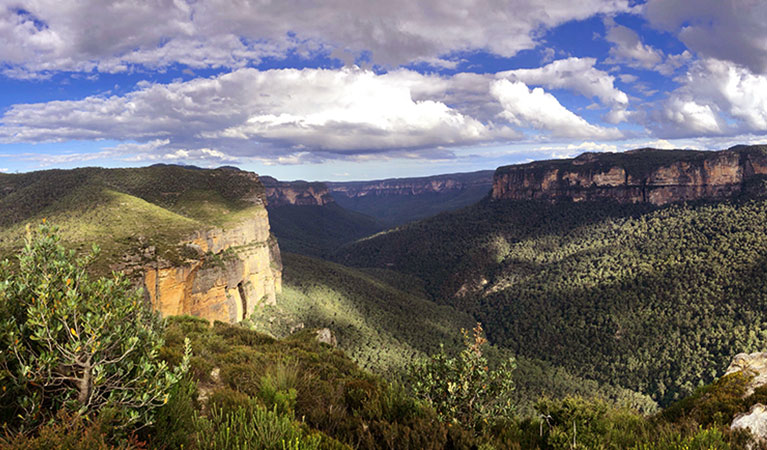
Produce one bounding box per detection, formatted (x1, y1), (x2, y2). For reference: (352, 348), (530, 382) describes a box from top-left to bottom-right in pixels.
(726, 352), (767, 447)
(492, 145), (767, 205)
(726, 352), (767, 397)
(260, 176), (334, 206)
(139, 211), (283, 323)
(326, 170), (494, 199)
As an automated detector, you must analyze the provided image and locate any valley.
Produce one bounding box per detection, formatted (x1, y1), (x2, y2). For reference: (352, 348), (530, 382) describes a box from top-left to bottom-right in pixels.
(3, 145), (767, 448)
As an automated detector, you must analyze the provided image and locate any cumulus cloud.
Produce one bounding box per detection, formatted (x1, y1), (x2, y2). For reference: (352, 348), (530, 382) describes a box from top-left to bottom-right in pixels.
(497, 57), (630, 123)
(651, 59), (767, 137)
(0, 0), (633, 77)
(490, 79), (623, 139)
(0, 67), (628, 163)
(603, 18), (691, 75)
(645, 0), (767, 75)
(498, 57), (628, 107)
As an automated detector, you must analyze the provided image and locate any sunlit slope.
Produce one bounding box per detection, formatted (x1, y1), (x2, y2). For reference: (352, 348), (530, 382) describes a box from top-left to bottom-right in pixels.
(0, 166), (267, 271)
(253, 252), (656, 414)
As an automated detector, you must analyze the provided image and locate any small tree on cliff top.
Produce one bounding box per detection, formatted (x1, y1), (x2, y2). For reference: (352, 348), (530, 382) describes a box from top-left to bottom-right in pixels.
(0, 222), (189, 431)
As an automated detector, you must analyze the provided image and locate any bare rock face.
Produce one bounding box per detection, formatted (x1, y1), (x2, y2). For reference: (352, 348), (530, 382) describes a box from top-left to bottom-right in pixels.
(492, 145), (767, 205)
(727, 353), (767, 447)
(315, 328), (337, 347)
(260, 176), (334, 206)
(732, 404), (767, 448)
(140, 211), (283, 323)
(725, 352), (767, 397)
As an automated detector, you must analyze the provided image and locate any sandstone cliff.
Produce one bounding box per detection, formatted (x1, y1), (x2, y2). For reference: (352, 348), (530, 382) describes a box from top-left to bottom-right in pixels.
(0, 165), (283, 324)
(137, 210), (283, 323)
(492, 145), (767, 205)
(260, 176), (334, 206)
(326, 170), (494, 198)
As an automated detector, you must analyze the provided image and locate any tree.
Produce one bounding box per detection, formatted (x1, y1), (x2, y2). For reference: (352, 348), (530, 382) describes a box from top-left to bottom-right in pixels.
(410, 323), (515, 430)
(0, 222), (189, 430)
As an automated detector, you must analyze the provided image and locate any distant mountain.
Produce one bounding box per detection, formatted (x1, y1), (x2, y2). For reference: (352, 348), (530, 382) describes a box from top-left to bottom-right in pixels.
(326, 170), (494, 226)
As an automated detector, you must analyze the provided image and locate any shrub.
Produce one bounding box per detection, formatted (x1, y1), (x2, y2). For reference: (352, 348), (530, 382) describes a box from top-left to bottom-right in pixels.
(410, 323), (516, 430)
(0, 223), (189, 431)
(193, 399), (321, 450)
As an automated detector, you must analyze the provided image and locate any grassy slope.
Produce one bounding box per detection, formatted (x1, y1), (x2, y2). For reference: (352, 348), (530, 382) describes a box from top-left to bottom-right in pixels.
(0, 166), (266, 272)
(266, 203), (382, 257)
(337, 197), (767, 406)
(252, 252), (656, 415)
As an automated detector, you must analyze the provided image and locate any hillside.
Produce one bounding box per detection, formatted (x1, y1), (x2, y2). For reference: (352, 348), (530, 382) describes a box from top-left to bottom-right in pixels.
(0, 165), (282, 322)
(337, 157), (767, 406)
(252, 252), (656, 415)
(327, 170), (493, 226)
(259, 176), (383, 256)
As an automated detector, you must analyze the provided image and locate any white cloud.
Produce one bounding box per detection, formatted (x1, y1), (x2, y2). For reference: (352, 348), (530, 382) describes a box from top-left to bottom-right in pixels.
(0, 0), (633, 77)
(0, 168), (8, 172)
(0, 67), (522, 162)
(603, 18), (690, 76)
(652, 58), (767, 137)
(490, 79), (623, 139)
(497, 57), (630, 123)
(498, 57), (628, 107)
(645, 0), (767, 75)
(0, 66), (632, 163)
(618, 73), (638, 83)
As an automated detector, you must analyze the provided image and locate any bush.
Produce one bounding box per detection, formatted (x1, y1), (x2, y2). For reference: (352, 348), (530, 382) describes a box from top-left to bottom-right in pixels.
(410, 323), (516, 430)
(0, 223), (189, 431)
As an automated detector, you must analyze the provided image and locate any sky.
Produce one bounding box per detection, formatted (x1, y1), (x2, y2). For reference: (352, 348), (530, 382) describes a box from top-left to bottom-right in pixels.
(1, 1), (767, 181)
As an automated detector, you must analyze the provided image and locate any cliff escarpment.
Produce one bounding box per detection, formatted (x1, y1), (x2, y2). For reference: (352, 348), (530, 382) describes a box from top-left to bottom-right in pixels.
(493, 145), (767, 205)
(326, 170), (494, 198)
(260, 176), (334, 206)
(0, 165), (282, 324)
(326, 170), (494, 226)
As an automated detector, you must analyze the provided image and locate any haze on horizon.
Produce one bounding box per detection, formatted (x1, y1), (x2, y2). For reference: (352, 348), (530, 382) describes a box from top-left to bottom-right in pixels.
(1, 0), (767, 181)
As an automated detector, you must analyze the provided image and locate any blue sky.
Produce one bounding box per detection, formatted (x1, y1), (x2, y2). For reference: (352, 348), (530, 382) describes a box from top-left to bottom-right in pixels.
(1, 0), (767, 181)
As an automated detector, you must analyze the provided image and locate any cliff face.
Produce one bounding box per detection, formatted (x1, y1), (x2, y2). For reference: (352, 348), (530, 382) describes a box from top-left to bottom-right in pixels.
(138, 211), (283, 323)
(260, 176), (334, 206)
(326, 170), (494, 198)
(492, 145), (767, 205)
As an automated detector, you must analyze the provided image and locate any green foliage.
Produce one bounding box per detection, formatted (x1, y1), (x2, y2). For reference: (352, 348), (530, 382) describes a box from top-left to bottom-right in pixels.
(410, 323), (515, 430)
(252, 252), (475, 378)
(0, 223), (189, 431)
(161, 317), (468, 450)
(192, 400), (322, 450)
(339, 197), (767, 405)
(150, 377), (198, 449)
(0, 166), (267, 275)
(256, 252), (655, 416)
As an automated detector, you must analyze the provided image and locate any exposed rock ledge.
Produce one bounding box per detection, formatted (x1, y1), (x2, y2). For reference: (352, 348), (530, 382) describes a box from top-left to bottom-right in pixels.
(118, 210), (282, 323)
(727, 352), (767, 447)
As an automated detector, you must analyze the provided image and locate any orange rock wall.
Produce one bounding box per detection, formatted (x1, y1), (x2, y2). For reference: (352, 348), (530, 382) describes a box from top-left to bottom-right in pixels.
(492, 147), (767, 205)
(142, 210), (282, 323)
